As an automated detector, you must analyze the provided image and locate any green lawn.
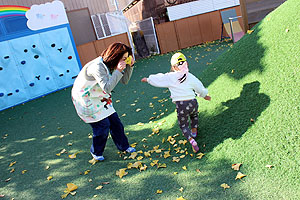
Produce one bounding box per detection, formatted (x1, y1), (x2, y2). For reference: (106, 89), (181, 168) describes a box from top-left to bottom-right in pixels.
(1, 0), (300, 199)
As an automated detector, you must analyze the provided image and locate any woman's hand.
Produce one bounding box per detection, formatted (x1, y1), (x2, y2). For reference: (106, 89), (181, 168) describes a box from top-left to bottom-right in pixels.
(141, 77), (148, 82)
(116, 60), (126, 72)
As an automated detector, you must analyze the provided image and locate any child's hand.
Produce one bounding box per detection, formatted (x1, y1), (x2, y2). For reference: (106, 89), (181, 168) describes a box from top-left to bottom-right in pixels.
(204, 95), (211, 101)
(141, 77), (148, 82)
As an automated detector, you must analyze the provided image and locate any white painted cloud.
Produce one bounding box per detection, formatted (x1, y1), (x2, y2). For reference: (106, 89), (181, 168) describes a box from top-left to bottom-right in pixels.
(26, 0), (68, 30)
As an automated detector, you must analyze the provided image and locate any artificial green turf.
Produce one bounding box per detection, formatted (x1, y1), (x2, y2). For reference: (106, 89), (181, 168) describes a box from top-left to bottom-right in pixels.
(1, 0), (300, 199)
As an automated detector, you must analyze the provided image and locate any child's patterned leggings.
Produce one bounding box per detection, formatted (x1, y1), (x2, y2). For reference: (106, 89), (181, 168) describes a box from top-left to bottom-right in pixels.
(175, 99), (199, 140)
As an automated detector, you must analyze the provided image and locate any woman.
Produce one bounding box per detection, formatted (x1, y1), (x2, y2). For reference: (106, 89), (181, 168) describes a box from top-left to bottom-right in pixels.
(72, 42), (136, 161)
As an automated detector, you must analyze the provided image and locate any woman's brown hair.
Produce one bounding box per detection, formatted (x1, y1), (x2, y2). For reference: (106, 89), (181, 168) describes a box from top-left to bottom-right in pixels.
(101, 42), (132, 73)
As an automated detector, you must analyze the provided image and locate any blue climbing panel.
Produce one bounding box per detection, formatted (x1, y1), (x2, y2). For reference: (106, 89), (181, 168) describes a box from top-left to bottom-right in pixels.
(0, 14), (81, 111)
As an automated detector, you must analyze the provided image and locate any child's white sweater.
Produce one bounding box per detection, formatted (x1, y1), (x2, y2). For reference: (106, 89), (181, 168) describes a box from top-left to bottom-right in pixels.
(147, 72), (208, 102)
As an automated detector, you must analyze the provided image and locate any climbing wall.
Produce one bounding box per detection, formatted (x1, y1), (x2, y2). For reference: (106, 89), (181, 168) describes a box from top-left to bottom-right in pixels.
(0, 1), (81, 111)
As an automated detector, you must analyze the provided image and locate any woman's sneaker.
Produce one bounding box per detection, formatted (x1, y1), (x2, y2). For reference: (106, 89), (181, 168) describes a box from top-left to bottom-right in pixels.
(126, 147), (136, 153)
(90, 152), (105, 161)
(189, 138), (199, 153)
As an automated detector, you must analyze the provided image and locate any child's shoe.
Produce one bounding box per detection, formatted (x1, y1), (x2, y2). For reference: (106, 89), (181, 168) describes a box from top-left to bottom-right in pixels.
(126, 147), (136, 153)
(189, 138), (199, 153)
(191, 131), (197, 138)
(90, 152), (105, 161)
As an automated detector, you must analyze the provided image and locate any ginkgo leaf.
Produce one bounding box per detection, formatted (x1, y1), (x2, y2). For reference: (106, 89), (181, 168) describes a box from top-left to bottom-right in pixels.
(173, 172), (178, 175)
(137, 156), (143, 160)
(156, 190), (163, 194)
(9, 161), (16, 167)
(131, 103), (136, 106)
(152, 96), (158, 99)
(197, 153), (205, 159)
(173, 157), (180, 163)
(131, 161), (142, 169)
(122, 114), (126, 117)
(10, 168), (15, 173)
(178, 140), (187, 145)
(247, 30), (254, 34)
(136, 108), (141, 112)
(84, 170), (91, 175)
(140, 164), (147, 171)
(116, 168), (128, 178)
(180, 155), (185, 159)
(45, 166), (50, 170)
(144, 151), (151, 157)
(164, 151), (170, 158)
(176, 197), (186, 200)
(232, 163), (242, 171)
(95, 185), (103, 190)
(157, 163), (166, 169)
(221, 183), (230, 190)
(62, 183), (78, 198)
(182, 166), (187, 170)
(47, 176), (53, 180)
(150, 160), (159, 167)
(235, 172), (247, 180)
(89, 158), (98, 165)
(179, 187), (184, 192)
(129, 152), (138, 159)
(137, 122), (144, 126)
(155, 149), (162, 153)
(22, 170), (27, 174)
(69, 151), (81, 159)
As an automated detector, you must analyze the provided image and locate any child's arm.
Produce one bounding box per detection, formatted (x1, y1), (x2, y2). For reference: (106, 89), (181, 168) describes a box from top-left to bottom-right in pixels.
(191, 74), (210, 100)
(141, 73), (170, 88)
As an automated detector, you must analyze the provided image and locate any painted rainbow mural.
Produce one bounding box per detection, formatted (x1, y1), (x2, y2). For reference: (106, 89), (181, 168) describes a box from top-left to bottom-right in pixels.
(0, 5), (30, 18)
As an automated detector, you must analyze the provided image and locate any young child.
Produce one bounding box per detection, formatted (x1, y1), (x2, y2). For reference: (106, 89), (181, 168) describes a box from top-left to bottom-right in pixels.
(141, 52), (211, 152)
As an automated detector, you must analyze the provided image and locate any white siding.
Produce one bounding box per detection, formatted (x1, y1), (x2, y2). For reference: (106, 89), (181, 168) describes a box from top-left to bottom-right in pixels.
(167, 0), (240, 21)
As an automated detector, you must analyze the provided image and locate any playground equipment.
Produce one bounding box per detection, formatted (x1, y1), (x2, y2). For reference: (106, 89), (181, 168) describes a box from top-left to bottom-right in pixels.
(0, 1), (81, 111)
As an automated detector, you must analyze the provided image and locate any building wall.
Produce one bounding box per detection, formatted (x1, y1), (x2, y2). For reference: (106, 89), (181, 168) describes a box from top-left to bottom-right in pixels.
(0, 0), (110, 15)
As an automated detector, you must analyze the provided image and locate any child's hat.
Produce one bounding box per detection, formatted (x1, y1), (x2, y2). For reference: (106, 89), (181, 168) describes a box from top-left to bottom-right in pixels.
(171, 52), (186, 66)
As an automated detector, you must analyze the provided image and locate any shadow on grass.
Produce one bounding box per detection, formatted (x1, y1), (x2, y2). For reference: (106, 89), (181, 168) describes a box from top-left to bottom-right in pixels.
(198, 81), (270, 152)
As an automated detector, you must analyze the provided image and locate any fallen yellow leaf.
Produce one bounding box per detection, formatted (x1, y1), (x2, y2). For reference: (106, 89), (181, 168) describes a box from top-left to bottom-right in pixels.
(22, 170), (27, 174)
(9, 161), (16, 167)
(235, 172), (247, 180)
(95, 185), (103, 190)
(129, 152), (138, 159)
(247, 30), (254, 34)
(197, 153), (205, 159)
(62, 183), (78, 199)
(89, 158), (98, 165)
(177, 197), (186, 200)
(179, 187), (184, 192)
(232, 163), (242, 171)
(84, 170), (91, 175)
(221, 183), (230, 190)
(182, 166), (187, 170)
(172, 157), (180, 163)
(116, 168), (128, 178)
(47, 176), (53, 180)
(156, 189), (163, 194)
(140, 164), (148, 171)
